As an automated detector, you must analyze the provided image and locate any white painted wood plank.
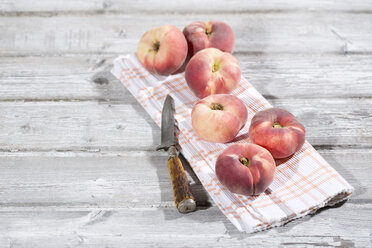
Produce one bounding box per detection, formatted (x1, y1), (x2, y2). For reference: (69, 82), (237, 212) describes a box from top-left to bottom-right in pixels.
(0, 149), (369, 208)
(0, 152), (208, 208)
(0, 99), (370, 152)
(273, 98), (372, 148)
(1, 0), (372, 13)
(0, 101), (159, 151)
(0, 152), (207, 208)
(238, 54), (372, 100)
(0, 205), (370, 248)
(1, 54), (372, 101)
(1, 13), (371, 56)
(0, 56), (127, 101)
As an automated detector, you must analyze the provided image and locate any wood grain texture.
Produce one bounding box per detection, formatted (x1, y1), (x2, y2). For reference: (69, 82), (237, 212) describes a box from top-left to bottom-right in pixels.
(0, 205), (371, 248)
(0, 149), (369, 208)
(0, 0), (371, 245)
(1, 13), (372, 56)
(0, 99), (370, 152)
(1, 0), (372, 13)
(1, 55), (372, 101)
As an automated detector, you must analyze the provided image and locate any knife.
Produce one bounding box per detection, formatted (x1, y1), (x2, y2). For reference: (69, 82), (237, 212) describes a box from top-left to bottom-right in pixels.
(156, 95), (196, 213)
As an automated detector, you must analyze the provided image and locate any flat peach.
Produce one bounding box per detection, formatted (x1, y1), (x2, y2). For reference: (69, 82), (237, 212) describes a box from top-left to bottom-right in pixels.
(185, 48), (241, 98)
(191, 94), (247, 143)
(216, 143), (276, 196)
(249, 108), (306, 159)
(183, 21), (235, 57)
(137, 25), (187, 75)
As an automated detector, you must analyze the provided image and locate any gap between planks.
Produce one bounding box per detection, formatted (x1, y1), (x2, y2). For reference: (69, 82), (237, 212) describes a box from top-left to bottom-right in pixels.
(0, 148), (370, 157)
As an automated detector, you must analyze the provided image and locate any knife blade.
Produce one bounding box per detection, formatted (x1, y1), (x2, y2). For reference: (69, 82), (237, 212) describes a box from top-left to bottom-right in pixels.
(156, 95), (196, 213)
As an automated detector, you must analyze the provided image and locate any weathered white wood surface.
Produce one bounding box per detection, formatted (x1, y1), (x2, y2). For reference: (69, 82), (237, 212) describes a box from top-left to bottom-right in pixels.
(0, 99), (370, 151)
(0, 149), (370, 208)
(0, 0), (371, 247)
(0, 205), (371, 248)
(1, 13), (372, 56)
(1, 55), (372, 100)
(1, 0), (372, 13)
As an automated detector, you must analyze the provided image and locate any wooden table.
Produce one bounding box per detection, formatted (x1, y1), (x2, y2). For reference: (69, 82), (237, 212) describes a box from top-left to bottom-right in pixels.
(1, 1), (371, 247)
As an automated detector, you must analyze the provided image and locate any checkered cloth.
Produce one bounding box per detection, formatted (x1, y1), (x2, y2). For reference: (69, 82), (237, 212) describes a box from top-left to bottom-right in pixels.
(111, 54), (354, 233)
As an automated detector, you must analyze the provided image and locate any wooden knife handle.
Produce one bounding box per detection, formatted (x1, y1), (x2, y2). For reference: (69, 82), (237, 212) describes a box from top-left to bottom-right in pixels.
(167, 146), (196, 213)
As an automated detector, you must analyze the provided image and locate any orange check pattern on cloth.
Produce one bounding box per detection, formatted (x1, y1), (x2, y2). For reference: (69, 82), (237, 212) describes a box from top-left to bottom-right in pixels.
(111, 54), (354, 233)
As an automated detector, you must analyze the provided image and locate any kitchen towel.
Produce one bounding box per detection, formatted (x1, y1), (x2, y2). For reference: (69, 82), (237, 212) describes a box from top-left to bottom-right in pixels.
(111, 54), (354, 233)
